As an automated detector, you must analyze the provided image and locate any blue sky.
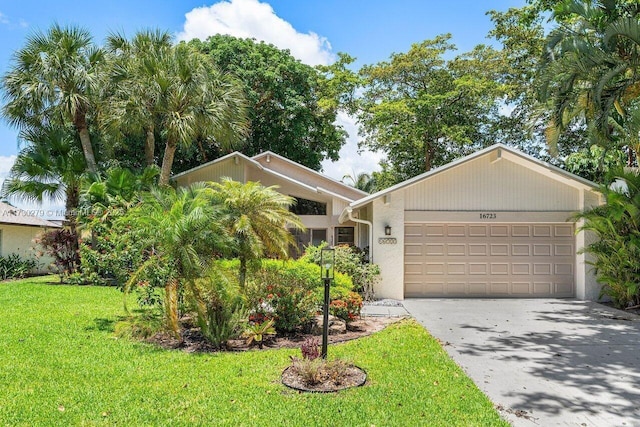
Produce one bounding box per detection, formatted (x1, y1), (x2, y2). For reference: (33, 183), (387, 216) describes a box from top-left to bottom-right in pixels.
(0, 0), (527, 204)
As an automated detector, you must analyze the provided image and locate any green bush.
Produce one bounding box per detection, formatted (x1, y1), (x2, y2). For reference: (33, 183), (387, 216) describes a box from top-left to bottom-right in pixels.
(186, 269), (247, 348)
(329, 291), (363, 323)
(0, 253), (38, 280)
(301, 243), (380, 300)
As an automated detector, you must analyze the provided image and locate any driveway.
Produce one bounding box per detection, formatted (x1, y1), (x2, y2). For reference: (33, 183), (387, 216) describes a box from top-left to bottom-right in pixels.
(402, 299), (640, 427)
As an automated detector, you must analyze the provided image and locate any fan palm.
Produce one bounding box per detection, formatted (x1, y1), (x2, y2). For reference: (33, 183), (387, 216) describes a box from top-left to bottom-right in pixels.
(105, 32), (248, 184)
(1, 125), (86, 231)
(539, 0), (640, 160)
(342, 171), (376, 193)
(210, 178), (305, 288)
(2, 24), (104, 173)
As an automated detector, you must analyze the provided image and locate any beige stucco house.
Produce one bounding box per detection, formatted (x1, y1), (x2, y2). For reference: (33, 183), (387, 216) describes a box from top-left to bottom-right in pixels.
(0, 201), (60, 274)
(172, 151), (369, 253)
(175, 144), (603, 301)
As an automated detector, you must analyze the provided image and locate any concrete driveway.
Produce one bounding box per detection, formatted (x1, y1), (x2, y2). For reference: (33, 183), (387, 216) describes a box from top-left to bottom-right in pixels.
(402, 299), (640, 427)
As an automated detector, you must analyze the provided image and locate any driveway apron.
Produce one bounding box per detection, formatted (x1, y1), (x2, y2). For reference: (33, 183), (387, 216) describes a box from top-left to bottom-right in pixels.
(403, 299), (640, 427)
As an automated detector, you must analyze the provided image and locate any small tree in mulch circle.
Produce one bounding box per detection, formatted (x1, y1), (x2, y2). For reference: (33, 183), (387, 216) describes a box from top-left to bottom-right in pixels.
(282, 337), (367, 393)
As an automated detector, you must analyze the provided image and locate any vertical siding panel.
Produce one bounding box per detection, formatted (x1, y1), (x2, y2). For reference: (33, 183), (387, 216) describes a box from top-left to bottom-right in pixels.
(404, 156), (579, 211)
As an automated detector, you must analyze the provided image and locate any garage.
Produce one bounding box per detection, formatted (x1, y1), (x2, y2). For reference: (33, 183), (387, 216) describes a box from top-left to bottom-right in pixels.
(341, 144), (604, 301)
(404, 222), (575, 297)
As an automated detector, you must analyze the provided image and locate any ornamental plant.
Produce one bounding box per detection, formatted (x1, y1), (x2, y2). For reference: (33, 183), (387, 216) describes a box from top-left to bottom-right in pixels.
(329, 291), (363, 323)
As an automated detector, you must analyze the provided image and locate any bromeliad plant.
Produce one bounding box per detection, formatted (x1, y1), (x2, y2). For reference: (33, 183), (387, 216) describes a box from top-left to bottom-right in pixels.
(242, 319), (276, 348)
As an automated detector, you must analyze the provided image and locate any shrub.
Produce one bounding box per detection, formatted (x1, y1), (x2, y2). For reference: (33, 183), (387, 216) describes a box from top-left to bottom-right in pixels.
(329, 292), (363, 323)
(186, 269), (247, 348)
(220, 258), (354, 333)
(300, 336), (320, 360)
(0, 253), (38, 280)
(302, 243), (380, 300)
(115, 310), (164, 339)
(36, 228), (80, 277)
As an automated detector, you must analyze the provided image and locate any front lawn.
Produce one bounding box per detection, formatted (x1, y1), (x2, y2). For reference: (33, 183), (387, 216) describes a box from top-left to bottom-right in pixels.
(0, 277), (507, 426)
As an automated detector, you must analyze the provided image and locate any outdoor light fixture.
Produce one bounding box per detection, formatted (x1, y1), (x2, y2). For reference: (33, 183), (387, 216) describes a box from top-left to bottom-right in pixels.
(385, 225), (392, 236)
(321, 247), (335, 280)
(320, 247), (335, 358)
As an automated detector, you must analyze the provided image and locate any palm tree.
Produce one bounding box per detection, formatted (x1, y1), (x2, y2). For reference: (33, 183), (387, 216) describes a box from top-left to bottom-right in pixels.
(574, 169), (640, 308)
(539, 1), (640, 161)
(1, 124), (86, 231)
(157, 45), (248, 185)
(210, 178), (305, 288)
(342, 171), (376, 193)
(104, 30), (173, 167)
(105, 32), (248, 184)
(2, 24), (104, 173)
(123, 183), (230, 338)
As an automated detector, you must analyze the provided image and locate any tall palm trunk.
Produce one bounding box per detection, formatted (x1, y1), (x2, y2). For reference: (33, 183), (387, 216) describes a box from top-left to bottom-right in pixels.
(145, 127), (155, 167)
(159, 140), (178, 185)
(74, 112), (97, 173)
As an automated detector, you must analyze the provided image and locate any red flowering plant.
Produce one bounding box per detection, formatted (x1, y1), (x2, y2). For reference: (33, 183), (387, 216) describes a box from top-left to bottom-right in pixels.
(329, 292), (363, 323)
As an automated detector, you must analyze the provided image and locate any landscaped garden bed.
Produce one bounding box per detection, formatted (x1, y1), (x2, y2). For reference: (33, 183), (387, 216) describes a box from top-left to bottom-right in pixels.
(0, 277), (508, 426)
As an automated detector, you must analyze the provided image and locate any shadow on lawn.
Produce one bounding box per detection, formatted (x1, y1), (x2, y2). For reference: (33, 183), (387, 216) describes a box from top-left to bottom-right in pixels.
(86, 317), (116, 332)
(455, 301), (640, 420)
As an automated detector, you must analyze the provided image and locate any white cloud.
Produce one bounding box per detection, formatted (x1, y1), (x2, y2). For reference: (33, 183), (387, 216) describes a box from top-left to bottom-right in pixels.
(321, 112), (383, 181)
(0, 12), (9, 25)
(177, 0), (333, 66)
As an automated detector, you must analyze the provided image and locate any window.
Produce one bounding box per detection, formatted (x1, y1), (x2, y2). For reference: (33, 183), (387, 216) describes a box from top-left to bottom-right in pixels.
(289, 197), (327, 215)
(335, 227), (354, 246)
(289, 228), (327, 257)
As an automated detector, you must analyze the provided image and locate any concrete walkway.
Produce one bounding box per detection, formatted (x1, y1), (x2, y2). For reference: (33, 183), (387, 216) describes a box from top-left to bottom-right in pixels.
(403, 299), (640, 427)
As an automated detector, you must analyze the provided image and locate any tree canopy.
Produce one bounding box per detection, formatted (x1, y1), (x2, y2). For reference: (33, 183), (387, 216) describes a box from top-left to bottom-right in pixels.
(186, 35), (347, 171)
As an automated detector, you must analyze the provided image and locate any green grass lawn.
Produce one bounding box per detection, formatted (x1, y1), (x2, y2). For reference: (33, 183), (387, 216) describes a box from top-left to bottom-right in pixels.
(0, 277), (507, 426)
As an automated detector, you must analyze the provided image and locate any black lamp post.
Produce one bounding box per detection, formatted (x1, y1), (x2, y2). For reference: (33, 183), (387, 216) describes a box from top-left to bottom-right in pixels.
(320, 247), (335, 359)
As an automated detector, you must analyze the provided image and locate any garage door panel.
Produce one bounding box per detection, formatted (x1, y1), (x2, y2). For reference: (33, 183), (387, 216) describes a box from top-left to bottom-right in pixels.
(405, 222), (575, 298)
(490, 244), (509, 256)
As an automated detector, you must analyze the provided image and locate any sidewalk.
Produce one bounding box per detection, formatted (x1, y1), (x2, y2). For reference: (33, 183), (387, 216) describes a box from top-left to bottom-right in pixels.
(361, 300), (409, 317)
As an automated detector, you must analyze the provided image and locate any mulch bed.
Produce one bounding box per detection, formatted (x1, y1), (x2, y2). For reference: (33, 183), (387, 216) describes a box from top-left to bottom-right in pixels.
(281, 364), (367, 393)
(146, 317), (400, 353)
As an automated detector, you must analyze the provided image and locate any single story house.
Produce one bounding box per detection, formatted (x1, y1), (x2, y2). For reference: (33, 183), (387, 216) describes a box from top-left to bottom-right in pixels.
(0, 201), (61, 274)
(172, 151), (369, 253)
(174, 144), (603, 301)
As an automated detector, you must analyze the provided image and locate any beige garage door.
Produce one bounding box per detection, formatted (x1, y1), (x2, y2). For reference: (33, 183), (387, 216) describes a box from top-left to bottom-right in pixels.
(404, 223), (575, 297)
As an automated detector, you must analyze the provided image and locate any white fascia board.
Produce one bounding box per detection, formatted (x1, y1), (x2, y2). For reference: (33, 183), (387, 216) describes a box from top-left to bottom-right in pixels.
(349, 143), (600, 208)
(253, 150), (369, 197)
(171, 152), (262, 181)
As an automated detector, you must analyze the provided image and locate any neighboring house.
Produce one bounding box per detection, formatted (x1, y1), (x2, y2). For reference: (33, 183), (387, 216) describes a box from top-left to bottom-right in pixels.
(0, 201), (61, 274)
(172, 151), (369, 254)
(175, 144), (603, 301)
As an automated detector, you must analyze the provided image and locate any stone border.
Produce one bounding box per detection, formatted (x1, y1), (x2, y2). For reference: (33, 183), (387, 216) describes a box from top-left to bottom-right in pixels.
(281, 365), (367, 393)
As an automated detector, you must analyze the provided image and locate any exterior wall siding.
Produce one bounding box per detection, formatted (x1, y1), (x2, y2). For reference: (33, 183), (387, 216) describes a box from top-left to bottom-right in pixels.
(174, 158), (245, 187)
(404, 156), (579, 211)
(0, 224), (53, 274)
(371, 194), (405, 300)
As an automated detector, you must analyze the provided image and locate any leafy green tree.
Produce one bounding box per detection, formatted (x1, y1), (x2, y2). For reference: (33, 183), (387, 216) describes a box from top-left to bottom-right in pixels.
(187, 35), (347, 171)
(2, 24), (104, 173)
(210, 178), (304, 288)
(105, 33), (248, 185)
(104, 29), (174, 168)
(565, 144), (626, 182)
(355, 35), (506, 185)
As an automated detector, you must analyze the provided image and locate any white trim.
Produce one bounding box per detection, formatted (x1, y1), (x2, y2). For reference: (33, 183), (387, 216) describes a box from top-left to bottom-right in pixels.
(253, 151), (369, 197)
(348, 144), (599, 209)
(171, 152), (260, 180)
(404, 211), (576, 223)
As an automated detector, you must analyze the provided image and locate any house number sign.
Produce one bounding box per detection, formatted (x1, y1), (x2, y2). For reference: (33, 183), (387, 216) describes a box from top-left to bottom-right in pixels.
(479, 213), (497, 219)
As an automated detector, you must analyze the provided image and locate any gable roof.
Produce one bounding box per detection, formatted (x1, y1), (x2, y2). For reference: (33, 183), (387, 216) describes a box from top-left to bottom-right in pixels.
(252, 151), (369, 199)
(348, 144), (599, 209)
(0, 201), (62, 228)
(172, 150), (365, 202)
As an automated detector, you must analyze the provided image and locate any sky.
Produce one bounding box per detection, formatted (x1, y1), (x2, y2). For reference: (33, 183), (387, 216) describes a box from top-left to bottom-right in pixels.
(0, 0), (527, 215)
